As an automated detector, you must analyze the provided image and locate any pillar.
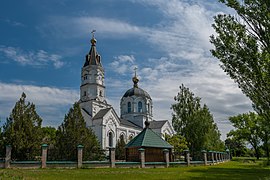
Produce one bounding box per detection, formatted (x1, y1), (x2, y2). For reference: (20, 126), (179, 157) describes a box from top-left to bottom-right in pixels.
(215, 152), (218, 163)
(210, 151), (214, 164)
(184, 150), (190, 166)
(202, 150), (207, 166)
(41, 144), (48, 168)
(5, 145), (11, 168)
(163, 149), (169, 168)
(77, 145), (84, 168)
(109, 147), (115, 168)
(138, 148), (145, 168)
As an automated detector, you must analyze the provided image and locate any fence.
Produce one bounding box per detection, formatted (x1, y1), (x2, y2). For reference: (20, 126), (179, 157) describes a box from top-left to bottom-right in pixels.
(0, 145), (230, 169)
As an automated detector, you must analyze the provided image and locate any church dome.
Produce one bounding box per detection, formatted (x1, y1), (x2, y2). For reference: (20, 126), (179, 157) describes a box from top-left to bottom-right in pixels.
(123, 87), (151, 99)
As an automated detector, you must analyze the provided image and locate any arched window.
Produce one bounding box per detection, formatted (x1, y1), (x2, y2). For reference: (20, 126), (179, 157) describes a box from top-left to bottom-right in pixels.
(119, 134), (125, 143)
(127, 102), (131, 113)
(99, 90), (103, 97)
(129, 134), (134, 140)
(109, 132), (113, 147)
(138, 101), (142, 112)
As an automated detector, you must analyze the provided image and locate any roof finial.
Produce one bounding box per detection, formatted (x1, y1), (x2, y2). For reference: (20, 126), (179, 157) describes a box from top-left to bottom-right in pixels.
(132, 66), (139, 88)
(91, 30), (97, 45)
(134, 66), (137, 77)
(91, 30), (96, 39)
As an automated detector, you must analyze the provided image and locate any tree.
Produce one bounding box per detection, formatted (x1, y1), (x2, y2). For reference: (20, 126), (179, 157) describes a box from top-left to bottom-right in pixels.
(172, 84), (223, 157)
(225, 137), (248, 157)
(210, 0), (270, 160)
(55, 102), (103, 161)
(165, 134), (188, 161)
(228, 112), (262, 159)
(2, 92), (42, 160)
(41, 126), (57, 145)
(115, 135), (126, 160)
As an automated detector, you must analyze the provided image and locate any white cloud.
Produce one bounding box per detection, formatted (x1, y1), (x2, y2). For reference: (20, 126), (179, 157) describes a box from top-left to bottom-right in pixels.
(0, 82), (79, 127)
(37, 16), (144, 39)
(0, 46), (64, 69)
(110, 55), (136, 74)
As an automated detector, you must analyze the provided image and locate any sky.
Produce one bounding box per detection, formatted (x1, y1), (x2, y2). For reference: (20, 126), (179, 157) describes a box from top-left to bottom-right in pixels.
(0, 0), (253, 140)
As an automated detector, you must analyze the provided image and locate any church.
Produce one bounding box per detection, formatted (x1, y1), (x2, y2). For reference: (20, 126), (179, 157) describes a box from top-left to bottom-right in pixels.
(79, 34), (174, 150)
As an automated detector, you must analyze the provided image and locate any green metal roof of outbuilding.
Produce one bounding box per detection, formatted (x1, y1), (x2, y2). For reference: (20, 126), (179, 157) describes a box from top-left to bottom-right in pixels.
(125, 127), (173, 149)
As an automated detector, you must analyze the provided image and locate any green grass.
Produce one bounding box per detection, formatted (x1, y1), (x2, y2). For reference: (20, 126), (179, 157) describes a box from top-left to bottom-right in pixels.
(0, 158), (270, 179)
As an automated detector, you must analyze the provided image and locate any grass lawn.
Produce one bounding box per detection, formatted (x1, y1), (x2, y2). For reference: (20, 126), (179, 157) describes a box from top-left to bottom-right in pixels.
(0, 158), (270, 180)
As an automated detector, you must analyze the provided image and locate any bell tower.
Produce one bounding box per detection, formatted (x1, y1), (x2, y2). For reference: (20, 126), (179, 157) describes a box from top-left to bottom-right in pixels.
(80, 31), (109, 117)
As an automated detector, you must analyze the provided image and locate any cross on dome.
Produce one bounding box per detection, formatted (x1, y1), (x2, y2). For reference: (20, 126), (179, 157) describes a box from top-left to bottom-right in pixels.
(132, 66), (139, 88)
(91, 30), (97, 45)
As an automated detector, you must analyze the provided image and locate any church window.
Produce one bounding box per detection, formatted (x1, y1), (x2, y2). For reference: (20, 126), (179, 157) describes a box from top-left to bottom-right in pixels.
(119, 133), (125, 143)
(99, 90), (103, 97)
(129, 134), (134, 140)
(84, 91), (87, 96)
(148, 103), (150, 114)
(138, 101), (142, 112)
(127, 102), (131, 113)
(109, 132), (113, 147)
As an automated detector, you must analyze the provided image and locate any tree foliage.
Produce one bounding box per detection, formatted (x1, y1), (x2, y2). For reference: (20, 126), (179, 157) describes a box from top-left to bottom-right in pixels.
(115, 135), (126, 160)
(55, 102), (103, 161)
(228, 112), (262, 159)
(225, 137), (248, 157)
(172, 84), (223, 156)
(210, 0), (270, 161)
(2, 92), (43, 160)
(165, 134), (188, 154)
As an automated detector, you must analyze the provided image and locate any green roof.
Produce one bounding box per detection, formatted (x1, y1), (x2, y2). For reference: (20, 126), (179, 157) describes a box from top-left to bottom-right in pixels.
(125, 128), (173, 149)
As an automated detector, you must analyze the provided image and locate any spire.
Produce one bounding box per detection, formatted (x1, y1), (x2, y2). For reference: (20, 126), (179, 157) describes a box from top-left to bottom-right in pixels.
(84, 30), (102, 67)
(132, 67), (139, 88)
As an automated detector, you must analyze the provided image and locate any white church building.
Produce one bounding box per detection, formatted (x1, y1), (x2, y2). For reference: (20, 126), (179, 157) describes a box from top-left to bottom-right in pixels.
(79, 35), (174, 150)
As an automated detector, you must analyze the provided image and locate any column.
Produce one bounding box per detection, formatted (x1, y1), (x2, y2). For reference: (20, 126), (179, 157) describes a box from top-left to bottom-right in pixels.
(109, 147), (115, 168)
(138, 148), (145, 168)
(184, 150), (190, 166)
(210, 151), (214, 164)
(41, 144), (48, 168)
(215, 152), (218, 163)
(5, 145), (11, 168)
(202, 150), (207, 166)
(163, 149), (169, 168)
(77, 145), (84, 168)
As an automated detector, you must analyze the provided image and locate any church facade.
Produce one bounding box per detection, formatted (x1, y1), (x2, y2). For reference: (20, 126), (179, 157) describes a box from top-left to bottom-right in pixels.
(79, 35), (174, 150)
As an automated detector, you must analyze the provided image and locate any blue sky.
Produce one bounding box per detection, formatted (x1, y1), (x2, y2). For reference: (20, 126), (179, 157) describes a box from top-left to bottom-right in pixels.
(0, 0), (253, 139)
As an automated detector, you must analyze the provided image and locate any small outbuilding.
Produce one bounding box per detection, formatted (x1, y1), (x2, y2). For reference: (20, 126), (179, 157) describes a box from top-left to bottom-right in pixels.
(125, 121), (173, 162)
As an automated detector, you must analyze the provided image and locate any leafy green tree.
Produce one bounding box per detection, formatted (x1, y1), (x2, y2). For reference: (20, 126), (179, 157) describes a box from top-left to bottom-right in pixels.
(210, 0), (270, 160)
(225, 137), (248, 157)
(115, 135), (126, 160)
(165, 134), (188, 160)
(41, 126), (57, 145)
(2, 92), (42, 160)
(228, 112), (262, 159)
(55, 102), (103, 161)
(172, 84), (223, 156)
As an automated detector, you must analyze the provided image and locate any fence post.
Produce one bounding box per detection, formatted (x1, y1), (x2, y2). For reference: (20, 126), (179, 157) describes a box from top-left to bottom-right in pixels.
(5, 145), (11, 168)
(226, 149), (230, 161)
(209, 151), (214, 164)
(163, 149), (169, 168)
(77, 145), (84, 168)
(41, 144), (48, 168)
(109, 147), (115, 168)
(215, 152), (218, 163)
(138, 148), (145, 168)
(184, 150), (190, 166)
(202, 150), (207, 166)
